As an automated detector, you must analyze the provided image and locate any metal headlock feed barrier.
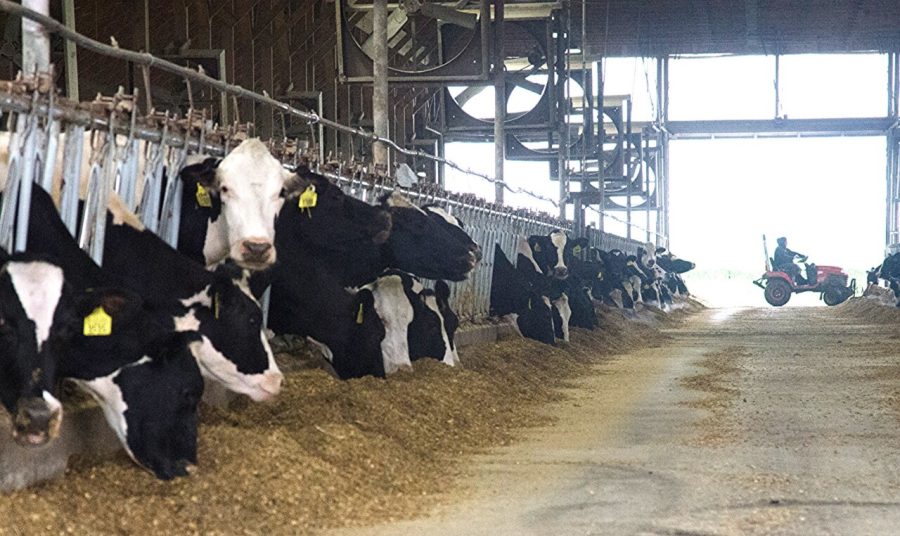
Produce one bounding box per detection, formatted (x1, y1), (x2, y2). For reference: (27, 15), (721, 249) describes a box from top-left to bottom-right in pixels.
(0, 2), (650, 321)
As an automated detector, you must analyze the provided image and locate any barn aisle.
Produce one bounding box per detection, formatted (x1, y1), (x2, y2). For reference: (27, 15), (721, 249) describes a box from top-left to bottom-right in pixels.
(334, 305), (900, 535)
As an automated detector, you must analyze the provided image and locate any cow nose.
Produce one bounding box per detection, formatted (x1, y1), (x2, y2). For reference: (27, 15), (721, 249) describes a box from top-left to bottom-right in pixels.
(260, 371), (283, 398)
(554, 266), (569, 279)
(13, 398), (60, 446)
(471, 245), (483, 263)
(242, 240), (273, 259)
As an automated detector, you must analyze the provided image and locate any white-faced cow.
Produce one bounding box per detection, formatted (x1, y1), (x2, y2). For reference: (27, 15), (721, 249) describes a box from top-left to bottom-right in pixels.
(175, 138), (299, 270)
(0, 252), (66, 447)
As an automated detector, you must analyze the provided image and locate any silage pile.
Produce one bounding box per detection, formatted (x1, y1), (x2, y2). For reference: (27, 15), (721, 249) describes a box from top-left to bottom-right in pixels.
(838, 287), (900, 325)
(0, 301), (701, 535)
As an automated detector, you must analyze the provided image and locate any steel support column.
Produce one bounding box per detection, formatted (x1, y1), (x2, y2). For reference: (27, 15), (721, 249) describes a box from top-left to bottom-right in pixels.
(556, 7), (569, 220)
(372, 0), (389, 169)
(22, 0), (49, 73)
(493, 0), (505, 204)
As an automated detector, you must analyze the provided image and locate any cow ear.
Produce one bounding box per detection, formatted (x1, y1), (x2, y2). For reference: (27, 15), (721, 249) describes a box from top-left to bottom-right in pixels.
(212, 260), (244, 286)
(79, 287), (142, 319)
(355, 289), (376, 324)
(281, 169), (311, 198)
(435, 280), (451, 302)
(180, 157), (220, 188)
(573, 237), (589, 249)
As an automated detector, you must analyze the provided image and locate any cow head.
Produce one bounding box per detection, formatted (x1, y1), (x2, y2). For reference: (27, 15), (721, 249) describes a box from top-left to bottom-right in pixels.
(414, 280), (460, 367)
(638, 243), (657, 270)
(190, 261), (282, 401)
(381, 193), (477, 281)
(180, 139), (298, 270)
(654, 247), (696, 274)
(283, 168), (392, 248)
(422, 205), (483, 265)
(0, 255), (67, 447)
(527, 231), (588, 280)
(71, 332), (204, 480)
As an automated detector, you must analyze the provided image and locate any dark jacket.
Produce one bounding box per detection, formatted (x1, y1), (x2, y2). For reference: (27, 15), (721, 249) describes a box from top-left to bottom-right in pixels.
(773, 245), (804, 268)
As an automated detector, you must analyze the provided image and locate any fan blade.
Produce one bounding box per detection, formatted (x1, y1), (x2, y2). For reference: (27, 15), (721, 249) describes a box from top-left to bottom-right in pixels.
(508, 76), (544, 95)
(453, 85), (489, 107)
(418, 2), (477, 29)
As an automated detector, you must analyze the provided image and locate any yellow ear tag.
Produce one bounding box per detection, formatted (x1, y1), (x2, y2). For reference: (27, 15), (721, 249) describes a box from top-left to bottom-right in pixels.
(298, 185), (318, 210)
(597, 272), (604, 281)
(573, 245), (582, 255)
(356, 303), (364, 324)
(533, 243), (541, 252)
(83, 307), (112, 337)
(213, 293), (221, 320)
(195, 183), (212, 208)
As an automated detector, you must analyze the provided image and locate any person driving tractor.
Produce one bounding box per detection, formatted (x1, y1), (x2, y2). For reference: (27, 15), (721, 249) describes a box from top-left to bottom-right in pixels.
(773, 236), (808, 285)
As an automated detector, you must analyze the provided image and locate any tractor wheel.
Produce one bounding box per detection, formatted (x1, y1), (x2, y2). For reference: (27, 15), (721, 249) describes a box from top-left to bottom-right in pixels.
(764, 278), (792, 306)
(823, 285), (852, 306)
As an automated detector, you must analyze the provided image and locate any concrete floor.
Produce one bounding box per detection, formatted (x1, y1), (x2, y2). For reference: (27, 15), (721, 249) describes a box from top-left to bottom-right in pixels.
(332, 306), (900, 536)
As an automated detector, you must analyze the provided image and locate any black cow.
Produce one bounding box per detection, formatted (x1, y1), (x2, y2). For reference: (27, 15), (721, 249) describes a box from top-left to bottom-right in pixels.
(489, 244), (555, 345)
(381, 193), (479, 282)
(421, 205), (483, 265)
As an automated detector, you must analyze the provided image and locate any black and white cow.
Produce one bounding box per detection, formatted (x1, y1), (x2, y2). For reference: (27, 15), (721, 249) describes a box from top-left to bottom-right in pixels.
(0, 250), (205, 478)
(59, 291), (205, 480)
(489, 244), (555, 345)
(102, 194), (283, 401)
(655, 247), (694, 297)
(174, 138), (301, 270)
(359, 270), (459, 374)
(0, 252), (66, 446)
(22, 185), (281, 402)
(875, 253), (900, 306)
(519, 235), (579, 341)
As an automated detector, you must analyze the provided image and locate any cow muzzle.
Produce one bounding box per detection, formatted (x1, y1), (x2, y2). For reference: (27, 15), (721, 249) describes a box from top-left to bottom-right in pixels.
(237, 239), (275, 269)
(12, 397), (62, 447)
(470, 244), (483, 264)
(553, 266), (569, 279)
(249, 370), (283, 402)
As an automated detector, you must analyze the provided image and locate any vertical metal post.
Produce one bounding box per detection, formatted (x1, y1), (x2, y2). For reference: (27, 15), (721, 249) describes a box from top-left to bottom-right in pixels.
(774, 53), (780, 118)
(372, 0), (390, 170)
(597, 59), (605, 232)
(22, 0), (50, 73)
(493, 0), (505, 204)
(556, 7), (569, 220)
(62, 0), (79, 101)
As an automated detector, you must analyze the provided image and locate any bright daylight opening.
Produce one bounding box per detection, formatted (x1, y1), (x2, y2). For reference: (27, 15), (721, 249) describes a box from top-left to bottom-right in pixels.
(444, 52), (889, 308)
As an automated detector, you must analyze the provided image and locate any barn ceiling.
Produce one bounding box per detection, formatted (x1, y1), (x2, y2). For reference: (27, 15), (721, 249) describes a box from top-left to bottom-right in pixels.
(570, 0), (900, 58)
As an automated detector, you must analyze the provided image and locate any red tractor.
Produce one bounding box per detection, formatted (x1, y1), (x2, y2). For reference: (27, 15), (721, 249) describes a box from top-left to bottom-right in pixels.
(753, 235), (856, 307)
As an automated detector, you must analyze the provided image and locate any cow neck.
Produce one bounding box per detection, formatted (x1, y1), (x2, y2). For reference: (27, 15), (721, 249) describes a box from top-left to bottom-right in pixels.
(103, 215), (214, 304)
(25, 186), (106, 290)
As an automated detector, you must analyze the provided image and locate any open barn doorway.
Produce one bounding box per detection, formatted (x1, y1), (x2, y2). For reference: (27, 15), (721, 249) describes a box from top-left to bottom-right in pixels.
(668, 136), (885, 307)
